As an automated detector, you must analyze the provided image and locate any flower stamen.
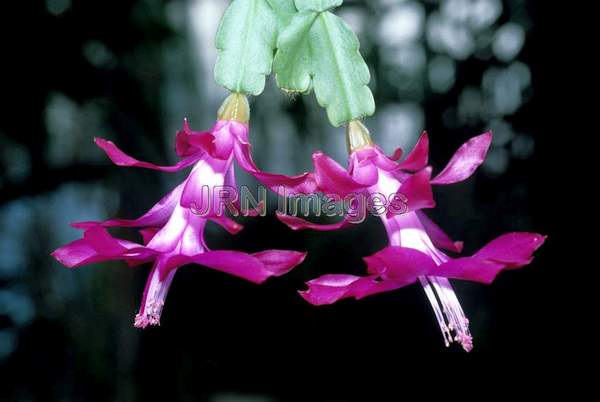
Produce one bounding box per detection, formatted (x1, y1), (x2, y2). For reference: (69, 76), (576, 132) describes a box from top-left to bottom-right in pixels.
(427, 276), (473, 352)
(134, 264), (177, 329)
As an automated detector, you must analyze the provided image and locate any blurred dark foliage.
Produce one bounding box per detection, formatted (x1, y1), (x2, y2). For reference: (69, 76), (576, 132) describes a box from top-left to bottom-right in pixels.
(0, 0), (579, 400)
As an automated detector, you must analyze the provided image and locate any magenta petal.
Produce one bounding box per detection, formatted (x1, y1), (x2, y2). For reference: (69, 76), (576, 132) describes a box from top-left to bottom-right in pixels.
(397, 132), (429, 171)
(175, 119), (214, 157)
(299, 274), (403, 305)
(139, 228), (161, 244)
(389, 148), (403, 161)
(234, 142), (317, 195)
(436, 232), (546, 284)
(94, 137), (200, 172)
(417, 211), (464, 253)
(436, 258), (506, 284)
(180, 158), (230, 210)
(364, 246), (437, 281)
(82, 227), (154, 259)
(72, 184), (184, 230)
(473, 232), (547, 267)
(313, 152), (367, 195)
(83, 226), (128, 255)
(209, 216), (244, 235)
(373, 147), (405, 171)
(389, 167), (435, 217)
(210, 121), (238, 159)
(276, 212), (352, 232)
(431, 132), (492, 185)
(252, 250), (307, 277)
(51, 230), (151, 268)
(51, 239), (107, 268)
(349, 156), (379, 187)
(192, 250), (301, 284)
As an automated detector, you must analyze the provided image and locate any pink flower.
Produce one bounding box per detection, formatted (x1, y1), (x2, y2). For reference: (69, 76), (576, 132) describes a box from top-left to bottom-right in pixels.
(277, 121), (546, 351)
(51, 94), (309, 328)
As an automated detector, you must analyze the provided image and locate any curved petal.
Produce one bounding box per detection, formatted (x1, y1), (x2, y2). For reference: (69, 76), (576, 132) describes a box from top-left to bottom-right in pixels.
(209, 216), (244, 235)
(431, 132), (492, 185)
(363, 246), (437, 281)
(176, 118), (214, 157)
(252, 250), (307, 277)
(313, 152), (367, 195)
(349, 153), (379, 187)
(210, 121), (238, 159)
(387, 167), (435, 218)
(51, 227), (154, 268)
(402, 167), (436, 212)
(51, 238), (110, 268)
(396, 132), (429, 171)
(192, 249), (305, 284)
(436, 232), (546, 284)
(473, 232), (547, 267)
(223, 164), (265, 217)
(139, 228), (161, 244)
(372, 147), (404, 171)
(276, 212), (353, 232)
(72, 183), (184, 230)
(436, 258), (505, 285)
(180, 157), (231, 211)
(94, 138), (201, 172)
(234, 142), (317, 196)
(389, 148), (403, 161)
(416, 211), (464, 253)
(299, 274), (403, 306)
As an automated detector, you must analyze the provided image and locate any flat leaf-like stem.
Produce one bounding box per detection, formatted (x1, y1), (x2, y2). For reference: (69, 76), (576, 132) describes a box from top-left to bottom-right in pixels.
(215, 0), (278, 95)
(274, 8), (375, 126)
(294, 0), (343, 12)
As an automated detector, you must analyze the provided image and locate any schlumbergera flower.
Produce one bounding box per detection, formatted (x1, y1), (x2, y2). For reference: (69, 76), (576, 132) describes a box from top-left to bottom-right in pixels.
(276, 121), (546, 351)
(51, 93), (313, 328)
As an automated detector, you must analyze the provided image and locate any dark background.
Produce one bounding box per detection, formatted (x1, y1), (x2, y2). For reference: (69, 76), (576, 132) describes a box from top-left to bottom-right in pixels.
(1, 0), (576, 400)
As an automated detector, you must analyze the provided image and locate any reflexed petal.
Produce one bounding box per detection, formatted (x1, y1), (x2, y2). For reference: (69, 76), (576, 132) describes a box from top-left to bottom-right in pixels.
(234, 142), (317, 195)
(431, 132), (492, 185)
(313, 152), (369, 195)
(175, 118), (214, 157)
(436, 232), (546, 284)
(180, 158), (230, 210)
(276, 212), (353, 232)
(139, 228), (161, 244)
(210, 121), (237, 159)
(209, 216), (244, 235)
(51, 238), (108, 268)
(51, 228), (152, 268)
(473, 232), (547, 267)
(389, 148), (403, 161)
(94, 138), (200, 172)
(299, 274), (403, 305)
(349, 153), (379, 187)
(252, 250), (307, 277)
(192, 249), (304, 284)
(397, 132), (429, 171)
(364, 246), (437, 281)
(72, 183), (184, 229)
(388, 167), (435, 217)
(83, 226), (128, 255)
(416, 211), (464, 253)
(372, 147), (404, 171)
(436, 258), (505, 284)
